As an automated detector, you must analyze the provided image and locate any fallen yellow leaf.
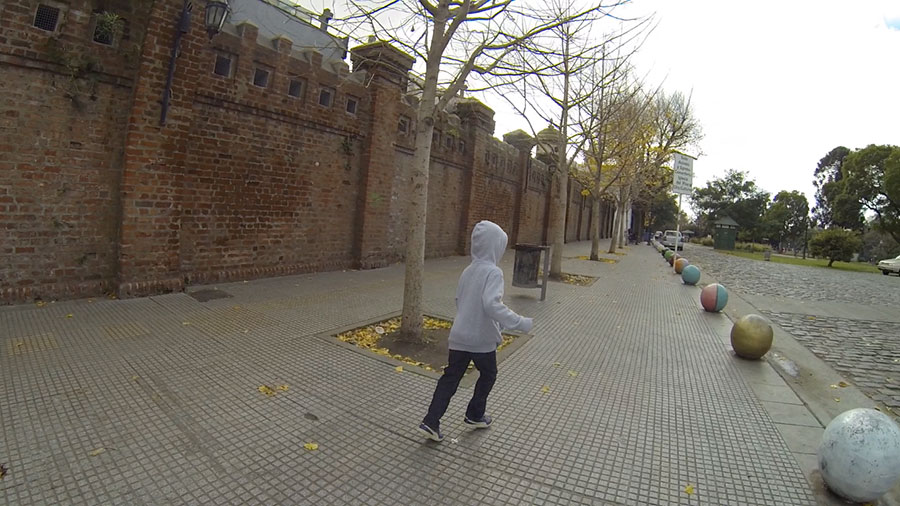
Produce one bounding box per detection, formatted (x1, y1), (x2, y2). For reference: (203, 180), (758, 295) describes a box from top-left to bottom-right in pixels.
(65, 314), (73, 318)
(540, 386), (550, 394)
(258, 385), (276, 397)
(277, 385), (289, 391)
(838, 381), (849, 388)
(830, 384), (838, 389)
(304, 442), (318, 451)
(834, 398), (841, 402)
(684, 484), (695, 495)
(568, 370), (578, 378)
(394, 366), (403, 373)
(131, 376), (139, 381)
(552, 362), (561, 367)
(89, 448), (106, 457)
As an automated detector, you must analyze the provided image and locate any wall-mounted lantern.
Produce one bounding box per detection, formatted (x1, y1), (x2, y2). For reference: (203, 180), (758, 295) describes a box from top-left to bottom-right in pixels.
(160, 0), (230, 126)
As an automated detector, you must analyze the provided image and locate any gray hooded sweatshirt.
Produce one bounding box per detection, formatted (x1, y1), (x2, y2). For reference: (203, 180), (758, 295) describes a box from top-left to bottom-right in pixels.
(448, 221), (534, 353)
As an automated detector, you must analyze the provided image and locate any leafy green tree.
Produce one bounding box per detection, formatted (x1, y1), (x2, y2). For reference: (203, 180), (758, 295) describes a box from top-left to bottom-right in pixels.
(861, 226), (900, 262)
(840, 144), (900, 243)
(690, 169), (770, 240)
(762, 190), (809, 250)
(647, 191), (678, 232)
(808, 228), (862, 267)
(811, 146), (852, 228)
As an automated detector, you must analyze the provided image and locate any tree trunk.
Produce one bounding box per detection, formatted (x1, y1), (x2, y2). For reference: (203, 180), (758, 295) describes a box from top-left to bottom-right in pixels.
(590, 193), (601, 260)
(607, 202), (619, 253)
(549, 167), (568, 279)
(827, 258), (835, 267)
(399, 44), (441, 343)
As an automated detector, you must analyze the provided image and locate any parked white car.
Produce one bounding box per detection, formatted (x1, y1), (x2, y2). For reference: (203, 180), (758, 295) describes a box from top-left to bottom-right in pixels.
(877, 255), (900, 276)
(662, 230), (683, 250)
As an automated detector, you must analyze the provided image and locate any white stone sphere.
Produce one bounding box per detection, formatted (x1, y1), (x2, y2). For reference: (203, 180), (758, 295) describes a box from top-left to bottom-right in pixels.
(818, 408), (900, 503)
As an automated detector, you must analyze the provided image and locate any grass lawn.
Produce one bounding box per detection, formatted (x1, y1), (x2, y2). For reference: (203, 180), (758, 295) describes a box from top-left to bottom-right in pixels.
(715, 248), (881, 274)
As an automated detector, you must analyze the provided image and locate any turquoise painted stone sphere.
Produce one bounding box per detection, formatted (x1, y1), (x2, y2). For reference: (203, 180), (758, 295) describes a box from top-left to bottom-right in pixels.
(681, 264), (701, 285)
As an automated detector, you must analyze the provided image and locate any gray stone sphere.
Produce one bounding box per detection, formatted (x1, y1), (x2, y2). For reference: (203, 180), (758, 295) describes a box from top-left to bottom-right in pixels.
(818, 408), (900, 503)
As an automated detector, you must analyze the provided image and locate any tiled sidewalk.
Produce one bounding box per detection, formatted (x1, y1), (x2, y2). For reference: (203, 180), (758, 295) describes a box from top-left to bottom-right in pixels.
(1, 241), (815, 505)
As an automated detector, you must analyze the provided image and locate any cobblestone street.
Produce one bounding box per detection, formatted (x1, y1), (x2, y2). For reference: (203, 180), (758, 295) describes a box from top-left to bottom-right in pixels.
(685, 244), (900, 414)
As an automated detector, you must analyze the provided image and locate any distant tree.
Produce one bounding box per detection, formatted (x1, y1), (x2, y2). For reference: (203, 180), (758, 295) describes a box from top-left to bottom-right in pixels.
(690, 170), (769, 241)
(861, 226), (900, 263)
(645, 180), (678, 232)
(811, 146), (852, 228)
(762, 190), (809, 250)
(839, 144), (900, 244)
(808, 228), (862, 267)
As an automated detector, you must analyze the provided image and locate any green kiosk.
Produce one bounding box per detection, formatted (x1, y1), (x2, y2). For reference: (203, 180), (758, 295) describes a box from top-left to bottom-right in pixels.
(714, 216), (739, 250)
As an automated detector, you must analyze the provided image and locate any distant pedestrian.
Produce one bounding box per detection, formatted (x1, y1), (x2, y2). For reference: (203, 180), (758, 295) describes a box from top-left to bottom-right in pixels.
(418, 220), (534, 442)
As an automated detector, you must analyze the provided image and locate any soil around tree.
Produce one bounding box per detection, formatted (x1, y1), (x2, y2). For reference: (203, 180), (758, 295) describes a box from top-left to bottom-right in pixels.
(335, 316), (524, 381)
(379, 327), (453, 373)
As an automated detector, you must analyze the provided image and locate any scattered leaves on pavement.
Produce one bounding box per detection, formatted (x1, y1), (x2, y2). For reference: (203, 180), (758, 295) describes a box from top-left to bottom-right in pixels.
(540, 386), (550, 394)
(560, 273), (595, 286)
(304, 443), (318, 451)
(568, 370), (578, 378)
(277, 385), (289, 391)
(258, 385), (276, 397)
(337, 316), (516, 372)
(394, 366), (403, 373)
(684, 484), (695, 495)
(89, 448), (106, 457)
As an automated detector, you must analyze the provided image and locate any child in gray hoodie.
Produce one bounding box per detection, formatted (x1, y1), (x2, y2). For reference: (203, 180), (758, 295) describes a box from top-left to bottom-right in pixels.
(419, 220), (534, 442)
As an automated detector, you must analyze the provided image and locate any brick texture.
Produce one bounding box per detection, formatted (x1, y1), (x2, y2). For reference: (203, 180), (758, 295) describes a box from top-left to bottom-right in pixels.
(1, 0), (616, 303)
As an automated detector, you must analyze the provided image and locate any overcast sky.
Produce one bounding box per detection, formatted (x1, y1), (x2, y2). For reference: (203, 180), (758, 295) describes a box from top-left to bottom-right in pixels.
(489, 1), (900, 210)
(313, 0), (899, 210)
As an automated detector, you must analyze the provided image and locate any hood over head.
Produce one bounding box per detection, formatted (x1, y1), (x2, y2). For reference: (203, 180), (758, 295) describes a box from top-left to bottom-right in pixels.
(470, 220), (508, 265)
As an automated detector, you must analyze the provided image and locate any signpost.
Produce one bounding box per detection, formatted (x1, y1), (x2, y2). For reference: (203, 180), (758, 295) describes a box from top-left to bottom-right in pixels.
(671, 153), (694, 271)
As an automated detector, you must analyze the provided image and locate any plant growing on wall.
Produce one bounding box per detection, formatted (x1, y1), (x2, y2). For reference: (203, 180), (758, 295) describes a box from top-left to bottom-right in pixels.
(94, 11), (125, 44)
(41, 38), (99, 110)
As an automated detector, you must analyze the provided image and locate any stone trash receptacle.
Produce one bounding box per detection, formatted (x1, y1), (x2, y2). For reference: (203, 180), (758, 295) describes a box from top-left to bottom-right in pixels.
(512, 244), (551, 301)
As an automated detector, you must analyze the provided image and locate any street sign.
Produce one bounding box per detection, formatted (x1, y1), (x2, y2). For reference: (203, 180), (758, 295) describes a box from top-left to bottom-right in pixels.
(672, 153), (694, 195)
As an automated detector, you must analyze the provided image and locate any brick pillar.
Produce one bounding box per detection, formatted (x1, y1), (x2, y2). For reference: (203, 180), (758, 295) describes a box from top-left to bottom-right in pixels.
(455, 99), (496, 255)
(350, 42), (414, 269)
(117, 0), (217, 296)
(503, 130), (535, 246)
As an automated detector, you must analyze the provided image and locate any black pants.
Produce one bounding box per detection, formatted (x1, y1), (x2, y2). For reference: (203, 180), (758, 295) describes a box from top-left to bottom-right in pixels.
(423, 349), (497, 430)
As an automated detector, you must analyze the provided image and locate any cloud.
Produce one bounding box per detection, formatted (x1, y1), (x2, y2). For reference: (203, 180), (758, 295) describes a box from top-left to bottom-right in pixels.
(886, 16), (900, 30)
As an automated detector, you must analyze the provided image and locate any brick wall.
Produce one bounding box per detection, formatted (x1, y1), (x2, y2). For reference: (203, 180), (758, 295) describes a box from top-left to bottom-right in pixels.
(0, 0), (148, 301)
(1, 0), (606, 303)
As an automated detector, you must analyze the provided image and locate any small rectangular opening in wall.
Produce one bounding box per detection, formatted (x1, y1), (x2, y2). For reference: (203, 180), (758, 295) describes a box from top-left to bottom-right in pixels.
(444, 135), (454, 149)
(288, 79), (305, 99)
(319, 86), (335, 107)
(345, 96), (358, 115)
(34, 5), (61, 32)
(92, 12), (124, 46)
(213, 52), (234, 77)
(398, 115), (410, 134)
(253, 67), (270, 88)
(458, 140), (466, 154)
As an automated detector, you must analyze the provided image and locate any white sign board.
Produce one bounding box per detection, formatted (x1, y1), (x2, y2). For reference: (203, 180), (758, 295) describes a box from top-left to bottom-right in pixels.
(672, 153), (694, 195)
